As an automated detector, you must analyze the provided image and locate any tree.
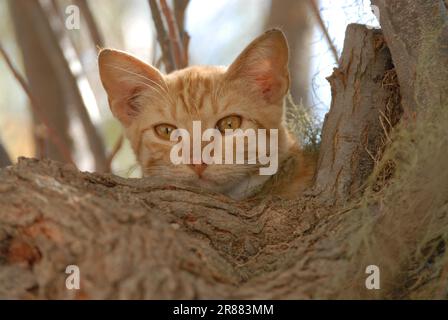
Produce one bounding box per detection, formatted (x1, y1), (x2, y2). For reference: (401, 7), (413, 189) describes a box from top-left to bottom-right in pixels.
(9, 0), (107, 171)
(10, 0), (74, 163)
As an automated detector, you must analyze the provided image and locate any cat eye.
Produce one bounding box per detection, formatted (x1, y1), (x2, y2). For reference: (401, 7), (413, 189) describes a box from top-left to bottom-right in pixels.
(154, 124), (177, 140)
(216, 115), (242, 133)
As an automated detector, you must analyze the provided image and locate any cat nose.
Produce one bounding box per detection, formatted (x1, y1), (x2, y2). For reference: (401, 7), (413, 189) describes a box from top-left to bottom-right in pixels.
(189, 163), (208, 176)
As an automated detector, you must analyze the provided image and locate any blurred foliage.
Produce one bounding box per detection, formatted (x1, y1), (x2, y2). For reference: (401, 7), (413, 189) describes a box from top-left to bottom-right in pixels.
(285, 94), (321, 154)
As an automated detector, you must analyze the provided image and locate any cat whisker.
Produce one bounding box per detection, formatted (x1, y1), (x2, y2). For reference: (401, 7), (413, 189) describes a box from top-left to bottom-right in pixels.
(107, 64), (169, 94)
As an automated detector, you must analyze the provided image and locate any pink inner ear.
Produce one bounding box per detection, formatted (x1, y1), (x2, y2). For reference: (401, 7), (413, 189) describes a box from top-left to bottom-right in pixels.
(255, 74), (274, 98)
(246, 58), (284, 102)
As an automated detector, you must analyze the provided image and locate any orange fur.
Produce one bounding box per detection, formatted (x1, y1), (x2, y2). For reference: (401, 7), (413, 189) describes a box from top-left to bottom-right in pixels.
(99, 30), (314, 200)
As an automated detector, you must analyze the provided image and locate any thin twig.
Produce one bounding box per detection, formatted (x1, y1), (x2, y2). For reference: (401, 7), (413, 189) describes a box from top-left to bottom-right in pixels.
(148, 0), (175, 73)
(40, 0), (107, 171)
(173, 0), (190, 66)
(159, 0), (184, 69)
(307, 0), (340, 65)
(0, 43), (75, 166)
(173, 0), (189, 36)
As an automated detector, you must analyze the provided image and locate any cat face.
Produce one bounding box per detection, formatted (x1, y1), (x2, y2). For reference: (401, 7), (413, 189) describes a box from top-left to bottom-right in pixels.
(99, 30), (294, 195)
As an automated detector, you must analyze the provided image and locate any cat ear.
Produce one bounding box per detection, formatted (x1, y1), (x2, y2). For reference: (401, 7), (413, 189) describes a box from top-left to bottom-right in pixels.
(98, 49), (165, 127)
(226, 29), (290, 104)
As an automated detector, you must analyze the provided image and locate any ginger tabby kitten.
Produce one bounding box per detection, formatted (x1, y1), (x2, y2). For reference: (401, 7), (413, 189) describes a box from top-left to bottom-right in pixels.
(99, 30), (314, 200)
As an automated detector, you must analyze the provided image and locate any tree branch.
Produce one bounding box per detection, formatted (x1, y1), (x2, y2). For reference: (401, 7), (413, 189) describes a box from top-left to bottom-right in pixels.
(173, 0), (190, 66)
(314, 24), (401, 204)
(371, 0), (448, 115)
(159, 0), (185, 69)
(37, 0), (108, 171)
(148, 0), (176, 73)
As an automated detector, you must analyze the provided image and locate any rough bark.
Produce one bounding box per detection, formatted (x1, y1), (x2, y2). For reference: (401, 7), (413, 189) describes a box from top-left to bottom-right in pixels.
(314, 24), (401, 204)
(10, 0), (108, 172)
(38, 0), (108, 172)
(371, 0), (448, 115)
(0, 158), (327, 299)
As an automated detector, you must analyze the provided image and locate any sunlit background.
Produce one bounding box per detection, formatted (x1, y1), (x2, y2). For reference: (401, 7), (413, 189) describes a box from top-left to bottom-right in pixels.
(0, 0), (378, 175)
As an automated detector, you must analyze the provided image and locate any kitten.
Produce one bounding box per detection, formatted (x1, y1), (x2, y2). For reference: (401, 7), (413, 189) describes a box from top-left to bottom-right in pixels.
(99, 29), (315, 200)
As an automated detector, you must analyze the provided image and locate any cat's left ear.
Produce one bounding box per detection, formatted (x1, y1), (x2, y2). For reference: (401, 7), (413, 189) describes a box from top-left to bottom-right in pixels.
(226, 29), (290, 104)
(98, 49), (165, 127)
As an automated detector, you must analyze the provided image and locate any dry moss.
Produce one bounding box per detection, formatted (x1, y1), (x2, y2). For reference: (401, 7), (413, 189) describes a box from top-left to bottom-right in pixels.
(336, 95), (448, 298)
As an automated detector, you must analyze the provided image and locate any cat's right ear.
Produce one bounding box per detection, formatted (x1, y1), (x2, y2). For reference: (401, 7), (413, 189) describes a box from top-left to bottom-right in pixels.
(225, 29), (289, 105)
(98, 49), (165, 127)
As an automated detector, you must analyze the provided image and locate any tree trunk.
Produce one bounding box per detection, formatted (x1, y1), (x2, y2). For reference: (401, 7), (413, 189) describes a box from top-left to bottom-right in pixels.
(371, 0), (448, 116)
(265, 0), (313, 105)
(314, 24), (401, 204)
(1, 2), (448, 300)
(10, 0), (74, 163)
